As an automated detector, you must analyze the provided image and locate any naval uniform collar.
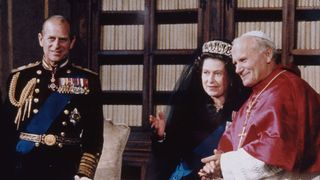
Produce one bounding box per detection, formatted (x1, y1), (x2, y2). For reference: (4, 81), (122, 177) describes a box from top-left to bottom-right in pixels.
(42, 57), (71, 91)
(42, 57), (69, 71)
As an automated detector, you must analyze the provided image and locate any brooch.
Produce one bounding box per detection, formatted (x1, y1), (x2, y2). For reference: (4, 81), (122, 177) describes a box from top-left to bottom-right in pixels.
(70, 108), (81, 125)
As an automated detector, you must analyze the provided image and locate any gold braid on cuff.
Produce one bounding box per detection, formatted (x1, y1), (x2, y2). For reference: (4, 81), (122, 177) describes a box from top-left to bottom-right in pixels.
(78, 152), (99, 179)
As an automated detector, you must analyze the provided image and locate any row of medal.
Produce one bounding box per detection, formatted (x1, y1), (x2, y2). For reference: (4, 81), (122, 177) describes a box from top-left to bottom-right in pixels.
(49, 77), (90, 95)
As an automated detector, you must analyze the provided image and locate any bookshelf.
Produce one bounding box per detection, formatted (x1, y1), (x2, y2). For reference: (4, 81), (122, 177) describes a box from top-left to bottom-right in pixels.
(98, 0), (146, 127)
(97, 1), (150, 177)
(97, 0), (232, 130)
(94, 0), (320, 179)
(296, 2), (320, 94)
(152, 0), (200, 119)
(97, 0), (206, 179)
(282, 0), (320, 93)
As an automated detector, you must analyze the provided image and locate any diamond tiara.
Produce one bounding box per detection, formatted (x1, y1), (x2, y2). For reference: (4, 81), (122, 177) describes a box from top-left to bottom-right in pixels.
(202, 40), (232, 58)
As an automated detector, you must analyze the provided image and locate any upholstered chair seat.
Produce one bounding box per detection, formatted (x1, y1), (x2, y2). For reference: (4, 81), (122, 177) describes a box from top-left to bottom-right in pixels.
(95, 120), (130, 180)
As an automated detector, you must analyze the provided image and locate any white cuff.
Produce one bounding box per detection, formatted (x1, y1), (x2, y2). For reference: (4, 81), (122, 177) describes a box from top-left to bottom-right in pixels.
(220, 148), (282, 180)
(157, 132), (166, 143)
(74, 175), (92, 180)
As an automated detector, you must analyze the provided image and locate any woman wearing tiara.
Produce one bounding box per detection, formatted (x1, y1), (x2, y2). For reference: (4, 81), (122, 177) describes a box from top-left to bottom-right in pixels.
(149, 40), (249, 179)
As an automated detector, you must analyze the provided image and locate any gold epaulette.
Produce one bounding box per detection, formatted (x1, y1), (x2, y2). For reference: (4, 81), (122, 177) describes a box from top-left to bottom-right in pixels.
(11, 61), (41, 73)
(77, 152), (100, 179)
(72, 64), (98, 76)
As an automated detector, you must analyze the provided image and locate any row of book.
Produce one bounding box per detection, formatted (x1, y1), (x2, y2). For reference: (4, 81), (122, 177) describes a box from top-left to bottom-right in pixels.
(157, 24), (198, 49)
(100, 21), (320, 51)
(101, 0), (199, 11)
(101, 25), (144, 50)
(100, 64), (186, 91)
(100, 24), (197, 50)
(297, 21), (320, 49)
(103, 105), (173, 126)
(299, 66), (320, 94)
(100, 65), (143, 91)
(236, 21), (282, 49)
(237, 0), (283, 8)
(155, 105), (169, 114)
(101, 0), (320, 12)
(156, 64), (185, 91)
(157, 0), (198, 10)
(102, 0), (145, 11)
(297, 0), (320, 7)
(103, 105), (142, 126)
(237, 0), (320, 8)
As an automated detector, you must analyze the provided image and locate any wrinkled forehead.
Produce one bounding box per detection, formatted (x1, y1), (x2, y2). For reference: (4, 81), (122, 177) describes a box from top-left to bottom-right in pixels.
(42, 19), (70, 36)
(234, 35), (256, 46)
(232, 37), (257, 52)
(202, 57), (227, 71)
(231, 38), (254, 63)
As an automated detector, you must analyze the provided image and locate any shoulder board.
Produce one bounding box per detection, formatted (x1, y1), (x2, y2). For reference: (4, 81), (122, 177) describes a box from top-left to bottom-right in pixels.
(11, 61), (41, 73)
(72, 64), (98, 75)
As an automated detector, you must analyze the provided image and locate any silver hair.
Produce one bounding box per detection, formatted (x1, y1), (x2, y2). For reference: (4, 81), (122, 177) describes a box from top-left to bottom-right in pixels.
(233, 31), (278, 59)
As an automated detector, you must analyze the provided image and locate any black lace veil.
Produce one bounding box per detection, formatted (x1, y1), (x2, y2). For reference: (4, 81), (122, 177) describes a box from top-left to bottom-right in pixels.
(164, 41), (249, 127)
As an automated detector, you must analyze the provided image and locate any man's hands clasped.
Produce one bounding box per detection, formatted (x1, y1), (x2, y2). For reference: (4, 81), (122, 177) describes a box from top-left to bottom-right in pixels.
(198, 149), (223, 180)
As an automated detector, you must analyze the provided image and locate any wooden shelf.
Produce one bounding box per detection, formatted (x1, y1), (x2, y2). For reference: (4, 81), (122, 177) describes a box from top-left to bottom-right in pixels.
(101, 91), (143, 104)
(98, 51), (144, 65)
(153, 49), (196, 55)
(291, 49), (320, 56)
(122, 132), (151, 180)
(153, 50), (197, 64)
(155, 10), (198, 23)
(295, 9), (320, 21)
(236, 7), (282, 10)
(235, 9), (282, 21)
(100, 11), (145, 25)
(153, 91), (173, 104)
(101, 10), (146, 13)
(154, 55), (195, 65)
(296, 7), (320, 10)
(294, 56), (320, 65)
(156, 8), (198, 13)
(98, 50), (144, 56)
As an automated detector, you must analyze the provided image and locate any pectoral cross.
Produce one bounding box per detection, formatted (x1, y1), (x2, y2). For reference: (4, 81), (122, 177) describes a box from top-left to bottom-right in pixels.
(237, 98), (253, 149)
(237, 125), (247, 149)
(246, 98), (254, 119)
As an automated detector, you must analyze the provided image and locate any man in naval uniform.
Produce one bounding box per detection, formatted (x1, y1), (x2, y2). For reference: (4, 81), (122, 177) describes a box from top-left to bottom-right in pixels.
(1, 15), (103, 180)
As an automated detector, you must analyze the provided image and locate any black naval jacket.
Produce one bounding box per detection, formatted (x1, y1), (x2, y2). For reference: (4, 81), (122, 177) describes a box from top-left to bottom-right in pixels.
(1, 59), (103, 180)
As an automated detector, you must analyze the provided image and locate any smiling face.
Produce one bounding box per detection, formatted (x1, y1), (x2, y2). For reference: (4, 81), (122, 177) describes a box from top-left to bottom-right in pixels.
(231, 36), (274, 87)
(38, 18), (75, 66)
(201, 58), (229, 100)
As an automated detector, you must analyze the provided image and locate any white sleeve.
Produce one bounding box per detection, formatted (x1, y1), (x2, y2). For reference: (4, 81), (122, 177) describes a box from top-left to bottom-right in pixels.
(220, 148), (282, 180)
